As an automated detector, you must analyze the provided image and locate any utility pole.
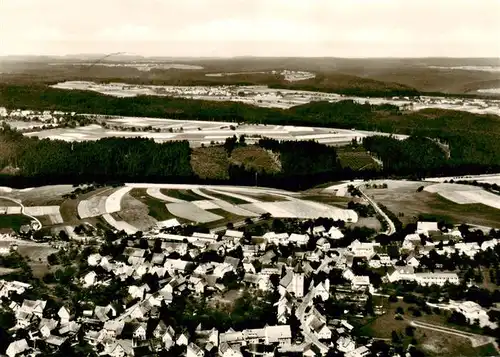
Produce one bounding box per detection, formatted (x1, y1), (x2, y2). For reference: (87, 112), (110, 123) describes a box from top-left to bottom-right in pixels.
(255, 172), (258, 187)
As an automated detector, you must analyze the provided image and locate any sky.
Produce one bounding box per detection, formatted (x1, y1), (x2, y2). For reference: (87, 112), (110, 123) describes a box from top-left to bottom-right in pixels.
(0, 0), (499, 58)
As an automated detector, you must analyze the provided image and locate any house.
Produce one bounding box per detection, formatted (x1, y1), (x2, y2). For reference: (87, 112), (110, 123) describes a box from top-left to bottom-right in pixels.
(402, 233), (422, 250)
(312, 225), (326, 236)
(101, 340), (134, 357)
(316, 238), (331, 251)
(87, 253), (102, 266)
(326, 226), (344, 239)
(189, 276), (207, 295)
(455, 242), (481, 257)
(243, 262), (257, 274)
(417, 272), (460, 286)
(263, 232), (290, 246)
(275, 294), (293, 324)
(213, 263), (234, 279)
(368, 254), (392, 268)
(351, 276), (370, 290)
(243, 274), (272, 291)
(242, 245), (259, 257)
(224, 256), (241, 270)
(103, 321), (125, 339)
(279, 269), (304, 298)
(387, 266), (416, 283)
(132, 323), (147, 341)
(164, 259), (193, 274)
(345, 346), (371, 357)
(224, 230), (244, 240)
(406, 255), (420, 267)
(19, 299), (46, 318)
(187, 342), (205, 357)
(58, 306), (71, 325)
(417, 221), (439, 236)
(337, 336), (356, 353)
(82, 271), (97, 287)
(151, 253), (166, 266)
(312, 279), (330, 301)
(157, 218), (181, 229)
(39, 318), (58, 338)
(176, 331), (190, 346)
(0, 280), (31, 298)
(310, 320), (332, 340)
(6, 339), (29, 357)
(264, 325), (292, 345)
(452, 301), (498, 328)
(128, 284), (150, 300)
(349, 240), (379, 259)
(306, 308), (331, 340)
(289, 233), (309, 246)
(481, 239), (499, 251)
(219, 343), (244, 357)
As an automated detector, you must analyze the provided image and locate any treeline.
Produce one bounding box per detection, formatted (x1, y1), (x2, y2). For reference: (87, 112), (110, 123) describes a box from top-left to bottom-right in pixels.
(363, 135), (500, 179)
(0, 124), (193, 184)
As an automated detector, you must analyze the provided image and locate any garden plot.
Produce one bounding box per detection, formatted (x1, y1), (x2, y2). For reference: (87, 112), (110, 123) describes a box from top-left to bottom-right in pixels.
(105, 187), (133, 213)
(424, 183), (500, 209)
(165, 202), (223, 223)
(102, 214), (138, 235)
(78, 195), (108, 218)
(146, 188), (183, 203)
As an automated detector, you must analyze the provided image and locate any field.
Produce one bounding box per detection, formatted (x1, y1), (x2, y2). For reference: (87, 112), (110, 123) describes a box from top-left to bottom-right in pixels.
(337, 147), (380, 171)
(130, 189), (186, 222)
(198, 189), (249, 205)
(0, 182), (366, 235)
(362, 180), (500, 228)
(425, 183), (500, 209)
(190, 146), (230, 180)
(230, 146), (281, 174)
(162, 189), (206, 202)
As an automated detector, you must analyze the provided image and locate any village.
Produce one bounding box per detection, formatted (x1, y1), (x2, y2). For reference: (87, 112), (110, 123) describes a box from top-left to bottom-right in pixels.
(0, 204), (499, 357)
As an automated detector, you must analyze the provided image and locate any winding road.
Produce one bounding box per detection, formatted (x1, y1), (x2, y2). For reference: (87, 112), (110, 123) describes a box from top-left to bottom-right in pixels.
(0, 196), (42, 231)
(357, 186), (396, 235)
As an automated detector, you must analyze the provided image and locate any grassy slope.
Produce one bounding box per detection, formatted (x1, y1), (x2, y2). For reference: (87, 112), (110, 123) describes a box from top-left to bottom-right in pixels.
(191, 145), (281, 181)
(129, 189), (180, 221)
(359, 297), (496, 357)
(337, 146), (380, 171)
(366, 187), (500, 228)
(230, 146), (281, 174)
(190, 146), (230, 180)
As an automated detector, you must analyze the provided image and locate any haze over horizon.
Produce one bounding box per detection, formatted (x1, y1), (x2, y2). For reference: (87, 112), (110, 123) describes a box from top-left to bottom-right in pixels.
(0, 0), (499, 58)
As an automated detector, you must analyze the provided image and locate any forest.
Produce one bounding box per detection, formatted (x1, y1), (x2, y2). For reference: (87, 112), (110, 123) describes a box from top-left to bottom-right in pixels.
(1, 83), (500, 187)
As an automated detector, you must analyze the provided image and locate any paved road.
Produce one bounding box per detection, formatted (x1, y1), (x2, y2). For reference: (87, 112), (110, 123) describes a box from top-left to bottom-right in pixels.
(0, 195), (42, 231)
(357, 187), (396, 235)
(295, 291), (330, 355)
